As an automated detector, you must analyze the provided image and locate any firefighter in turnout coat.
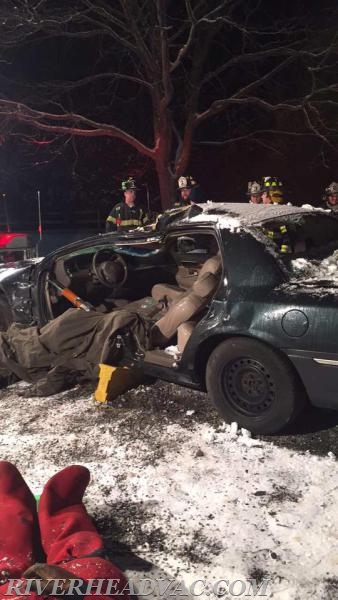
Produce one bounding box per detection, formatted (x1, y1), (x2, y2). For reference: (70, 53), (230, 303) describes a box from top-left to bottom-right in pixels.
(105, 178), (149, 232)
(174, 175), (206, 207)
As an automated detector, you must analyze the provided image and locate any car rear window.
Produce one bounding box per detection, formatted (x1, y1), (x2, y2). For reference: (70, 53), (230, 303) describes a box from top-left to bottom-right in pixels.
(260, 213), (338, 262)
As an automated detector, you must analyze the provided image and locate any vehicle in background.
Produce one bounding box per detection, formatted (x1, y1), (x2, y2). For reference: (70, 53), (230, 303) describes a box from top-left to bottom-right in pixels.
(0, 232), (36, 263)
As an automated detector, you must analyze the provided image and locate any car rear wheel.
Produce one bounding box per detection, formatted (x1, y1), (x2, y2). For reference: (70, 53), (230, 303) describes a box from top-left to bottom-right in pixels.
(0, 295), (13, 331)
(206, 337), (305, 435)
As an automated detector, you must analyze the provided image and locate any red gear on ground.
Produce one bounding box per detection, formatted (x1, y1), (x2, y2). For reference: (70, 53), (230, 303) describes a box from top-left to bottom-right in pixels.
(0, 462), (129, 600)
(0, 462), (37, 578)
(38, 465), (129, 597)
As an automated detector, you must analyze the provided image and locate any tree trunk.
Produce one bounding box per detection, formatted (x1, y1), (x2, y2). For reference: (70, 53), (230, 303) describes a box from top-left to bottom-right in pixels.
(153, 108), (175, 211)
(155, 156), (175, 211)
(174, 117), (195, 178)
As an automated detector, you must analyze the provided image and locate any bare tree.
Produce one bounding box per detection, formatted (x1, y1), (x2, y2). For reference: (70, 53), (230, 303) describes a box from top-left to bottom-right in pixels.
(0, 0), (337, 209)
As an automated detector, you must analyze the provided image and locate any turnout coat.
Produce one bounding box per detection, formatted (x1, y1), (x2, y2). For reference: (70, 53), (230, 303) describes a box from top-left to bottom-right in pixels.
(0, 308), (148, 392)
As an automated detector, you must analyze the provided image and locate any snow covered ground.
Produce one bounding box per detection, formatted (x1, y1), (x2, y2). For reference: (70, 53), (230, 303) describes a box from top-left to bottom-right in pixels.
(0, 381), (338, 599)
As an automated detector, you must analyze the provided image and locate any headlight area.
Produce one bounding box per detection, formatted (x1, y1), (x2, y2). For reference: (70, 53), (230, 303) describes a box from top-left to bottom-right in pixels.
(5, 267), (35, 320)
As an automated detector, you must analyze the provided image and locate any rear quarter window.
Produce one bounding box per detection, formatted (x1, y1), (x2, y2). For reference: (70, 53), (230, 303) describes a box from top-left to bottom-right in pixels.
(261, 214), (338, 264)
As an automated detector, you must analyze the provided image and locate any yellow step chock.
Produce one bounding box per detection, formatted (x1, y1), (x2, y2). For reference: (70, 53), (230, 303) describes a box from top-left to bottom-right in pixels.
(94, 363), (145, 404)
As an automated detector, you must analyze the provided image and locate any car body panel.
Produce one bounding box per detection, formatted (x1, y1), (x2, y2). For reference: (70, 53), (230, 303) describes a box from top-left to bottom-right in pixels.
(1, 203), (338, 413)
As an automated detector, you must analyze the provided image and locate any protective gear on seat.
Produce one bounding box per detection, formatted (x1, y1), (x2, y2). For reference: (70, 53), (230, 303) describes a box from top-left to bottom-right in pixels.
(0, 461), (37, 579)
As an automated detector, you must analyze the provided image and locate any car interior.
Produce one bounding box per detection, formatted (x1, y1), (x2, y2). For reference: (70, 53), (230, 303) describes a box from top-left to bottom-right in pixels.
(44, 232), (224, 366)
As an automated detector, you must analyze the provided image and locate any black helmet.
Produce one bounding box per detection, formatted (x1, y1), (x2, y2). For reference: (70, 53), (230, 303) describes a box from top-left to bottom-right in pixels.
(261, 177), (284, 204)
(121, 177), (137, 191)
(261, 176), (283, 191)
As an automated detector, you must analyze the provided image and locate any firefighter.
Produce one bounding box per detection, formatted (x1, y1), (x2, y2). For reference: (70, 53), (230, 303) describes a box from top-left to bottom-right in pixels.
(105, 177), (149, 232)
(247, 181), (262, 204)
(0, 461), (129, 599)
(174, 175), (206, 207)
(323, 182), (338, 212)
(263, 223), (291, 254)
(261, 176), (284, 204)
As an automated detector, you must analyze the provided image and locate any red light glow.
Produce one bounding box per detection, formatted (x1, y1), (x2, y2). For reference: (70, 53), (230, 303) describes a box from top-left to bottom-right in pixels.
(0, 233), (26, 247)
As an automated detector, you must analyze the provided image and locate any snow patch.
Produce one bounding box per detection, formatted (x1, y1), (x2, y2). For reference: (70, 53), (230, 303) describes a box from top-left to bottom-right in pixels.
(292, 249), (338, 284)
(0, 383), (337, 600)
(181, 203), (241, 231)
(164, 345), (180, 358)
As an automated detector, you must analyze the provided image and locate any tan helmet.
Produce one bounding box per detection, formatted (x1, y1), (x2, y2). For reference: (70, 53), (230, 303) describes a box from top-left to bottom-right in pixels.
(177, 175), (197, 190)
(325, 182), (338, 196)
(247, 181), (262, 196)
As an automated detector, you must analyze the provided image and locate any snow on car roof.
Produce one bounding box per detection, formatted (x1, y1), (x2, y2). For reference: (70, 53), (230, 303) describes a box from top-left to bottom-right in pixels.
(182, 208), (241, 232)
(182, 202), (322, 229)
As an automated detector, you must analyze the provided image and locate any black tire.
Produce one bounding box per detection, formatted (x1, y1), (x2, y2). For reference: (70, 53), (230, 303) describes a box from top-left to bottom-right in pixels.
(0, 294), (13, 331)
(206, 337), (305, 435)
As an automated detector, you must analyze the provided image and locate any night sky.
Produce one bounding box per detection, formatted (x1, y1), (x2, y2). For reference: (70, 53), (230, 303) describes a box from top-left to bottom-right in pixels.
(0, 0), (337, 231)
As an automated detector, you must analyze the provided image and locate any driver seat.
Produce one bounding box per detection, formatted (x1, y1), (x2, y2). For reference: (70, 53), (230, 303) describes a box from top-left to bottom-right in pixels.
(150, 254), (222, 348)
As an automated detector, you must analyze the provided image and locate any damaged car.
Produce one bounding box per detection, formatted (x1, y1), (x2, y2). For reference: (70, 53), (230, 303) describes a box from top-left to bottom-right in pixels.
(1, 203), (338, 434)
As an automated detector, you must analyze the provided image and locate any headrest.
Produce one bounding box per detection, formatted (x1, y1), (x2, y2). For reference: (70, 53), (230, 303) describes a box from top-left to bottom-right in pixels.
(199, 254), (222, 277)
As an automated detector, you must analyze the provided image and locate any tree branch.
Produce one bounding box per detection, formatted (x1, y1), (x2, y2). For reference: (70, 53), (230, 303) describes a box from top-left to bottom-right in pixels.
(170, 0), (196, 73)
(157, 0), (173, 108)
(43, 72), (153, 92)
(120, 0), (155, 77)
(195, 96), (301, 125)
(0, 99), (154, 158)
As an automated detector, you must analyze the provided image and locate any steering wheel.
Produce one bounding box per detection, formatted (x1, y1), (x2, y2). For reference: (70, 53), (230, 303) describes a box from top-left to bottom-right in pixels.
(92, 249), (128, 289)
